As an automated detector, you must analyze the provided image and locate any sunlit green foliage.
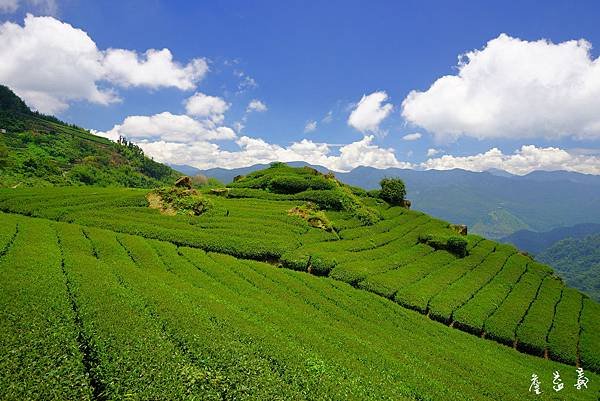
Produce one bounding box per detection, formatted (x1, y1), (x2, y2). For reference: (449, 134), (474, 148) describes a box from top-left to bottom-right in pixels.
(0, 85), (179, 188)
(0, 163), (599, 378)
(1, 212), (599, 400)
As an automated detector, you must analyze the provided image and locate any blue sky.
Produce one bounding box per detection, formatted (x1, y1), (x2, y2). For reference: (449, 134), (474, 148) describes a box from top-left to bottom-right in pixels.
(1, 0), (600, 173)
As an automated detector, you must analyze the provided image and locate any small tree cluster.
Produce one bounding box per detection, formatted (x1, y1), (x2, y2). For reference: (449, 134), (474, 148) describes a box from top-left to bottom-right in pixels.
(379, 177), (406, 205)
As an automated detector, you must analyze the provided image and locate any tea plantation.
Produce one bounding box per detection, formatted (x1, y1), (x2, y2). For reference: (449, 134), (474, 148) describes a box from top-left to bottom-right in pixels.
(1, 211), (599, 400)
(0, 164), (599, 400)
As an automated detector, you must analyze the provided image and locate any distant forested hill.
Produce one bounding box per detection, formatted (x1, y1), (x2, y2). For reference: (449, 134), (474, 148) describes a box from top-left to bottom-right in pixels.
(501, 223), (600, 255)
(537, 234), (600, 301)
(0, 85), (179, 188)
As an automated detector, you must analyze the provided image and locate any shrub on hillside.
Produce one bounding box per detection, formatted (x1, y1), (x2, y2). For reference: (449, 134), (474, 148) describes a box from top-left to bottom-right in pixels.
(293, 189), (351, 210)
(307, 175), (337, 190)
(379, 177), (406, 205)
(446, 236), (468, 258)
(68, 164), (102, 185)
(269, 175), (311, 194)
(418, 233), (467, 257)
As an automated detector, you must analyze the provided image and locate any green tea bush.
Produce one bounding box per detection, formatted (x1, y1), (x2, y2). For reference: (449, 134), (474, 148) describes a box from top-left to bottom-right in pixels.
(394, 240), (496, 313)
(546, 288), (582, 365)
(229, 163), (335, 193)
(580, 298), (600, 372)
(268, 175), (311, 194)
(428, 246), (516, 323)
(516, 277), (563, 356)
(305, 174), (337, 191)
(293, 189), (351, 210)
(418, 233), (468, 257)
(0, 218), (92, 400)
(484, 271), (547, 346)
(352, 250), (454, 299)
(452, 254), (528, 334)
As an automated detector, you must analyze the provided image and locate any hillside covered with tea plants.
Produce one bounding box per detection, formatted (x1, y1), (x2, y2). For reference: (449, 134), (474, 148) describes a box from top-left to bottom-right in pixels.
(0, 162), (599, 400)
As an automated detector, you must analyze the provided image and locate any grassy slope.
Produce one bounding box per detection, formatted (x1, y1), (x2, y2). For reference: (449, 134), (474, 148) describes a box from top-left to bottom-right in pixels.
(0, 85), (179, 188)
(1, 211), (598, 401)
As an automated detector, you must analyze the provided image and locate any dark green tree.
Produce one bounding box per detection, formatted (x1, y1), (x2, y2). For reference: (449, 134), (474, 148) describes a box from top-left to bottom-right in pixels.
(379, 177), (406, 205)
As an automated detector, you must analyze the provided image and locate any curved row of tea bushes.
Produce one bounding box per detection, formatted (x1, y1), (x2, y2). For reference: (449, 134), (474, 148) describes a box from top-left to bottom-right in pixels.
(484, 269), (548, 346)
(580, 298), (600, 372)
(393, 239), (496, 313)
(452, 253), (529, 334)
(0, 216), (92, 400)
(546, 288), (583, 365)
(427, 244), (517, 323)
(58, 223), (200, 399)
(516, 276), (563, 356)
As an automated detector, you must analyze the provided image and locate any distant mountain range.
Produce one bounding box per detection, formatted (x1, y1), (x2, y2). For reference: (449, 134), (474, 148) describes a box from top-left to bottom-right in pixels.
(174, 162), (600, 239)
(501, 223), (600, 255)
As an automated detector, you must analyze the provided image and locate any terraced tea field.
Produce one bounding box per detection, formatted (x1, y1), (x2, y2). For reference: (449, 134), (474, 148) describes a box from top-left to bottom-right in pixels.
(1, 211), (599, 400)
(1, 186), (599, 377)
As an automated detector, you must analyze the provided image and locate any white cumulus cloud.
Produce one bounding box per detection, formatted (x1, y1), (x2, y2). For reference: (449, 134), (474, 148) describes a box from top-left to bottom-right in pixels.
(402, 132), (422, 141)
(95, 112), (236, 143)
(402, 34), (600, 142)
(348, 91), (393, 134)
(246, 99), (267, 113)
(184, 92), (229, 124)
(304, 120), (317, 133)
(135, 134), (407, 172)
(103, 48), (208, 90)
(421, 145), (600, 175)
(0, 15), (208, 113)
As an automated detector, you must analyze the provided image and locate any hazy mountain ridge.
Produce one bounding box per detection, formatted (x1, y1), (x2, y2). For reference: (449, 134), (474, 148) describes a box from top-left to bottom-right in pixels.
(501, 223), (600, 255)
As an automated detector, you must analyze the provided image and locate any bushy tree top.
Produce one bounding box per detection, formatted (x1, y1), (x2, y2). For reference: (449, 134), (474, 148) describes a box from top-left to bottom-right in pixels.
(379, 177), (406, 205)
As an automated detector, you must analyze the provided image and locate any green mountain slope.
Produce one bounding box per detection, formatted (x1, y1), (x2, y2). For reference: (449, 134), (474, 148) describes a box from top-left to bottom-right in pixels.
(537, 234), (600, 301)
(1, 211), (599, 400)
(1, 164), (598, 379)
(0, 85), (179, 188)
